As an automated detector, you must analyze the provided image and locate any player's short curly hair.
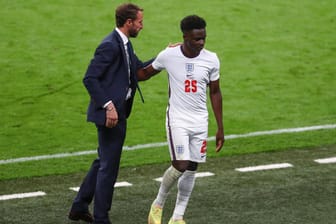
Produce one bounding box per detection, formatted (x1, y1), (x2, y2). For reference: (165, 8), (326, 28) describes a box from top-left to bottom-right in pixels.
(180, 15), (206, 33)
(115, 3), (143, 27)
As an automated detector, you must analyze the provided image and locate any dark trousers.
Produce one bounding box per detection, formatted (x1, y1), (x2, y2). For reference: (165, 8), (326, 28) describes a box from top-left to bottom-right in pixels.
(71, 120), (127, 224)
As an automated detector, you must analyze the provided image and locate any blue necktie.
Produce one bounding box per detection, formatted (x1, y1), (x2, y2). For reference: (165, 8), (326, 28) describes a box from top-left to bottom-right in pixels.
(127, 41), (144, 103)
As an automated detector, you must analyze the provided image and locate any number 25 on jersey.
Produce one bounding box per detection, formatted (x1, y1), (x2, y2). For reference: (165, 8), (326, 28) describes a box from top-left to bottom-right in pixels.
(185, 79), (197, 93)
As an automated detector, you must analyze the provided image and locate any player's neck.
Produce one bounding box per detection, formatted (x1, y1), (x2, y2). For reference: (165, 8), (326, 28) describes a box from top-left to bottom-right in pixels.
(180, 45), (200, 58)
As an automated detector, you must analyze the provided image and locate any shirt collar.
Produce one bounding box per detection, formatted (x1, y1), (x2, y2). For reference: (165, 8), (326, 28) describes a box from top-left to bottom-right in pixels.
(115, 28), (129, 45)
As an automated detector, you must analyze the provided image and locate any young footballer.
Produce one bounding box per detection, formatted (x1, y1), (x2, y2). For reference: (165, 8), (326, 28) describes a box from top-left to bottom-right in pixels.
(138, 15), (225, 224)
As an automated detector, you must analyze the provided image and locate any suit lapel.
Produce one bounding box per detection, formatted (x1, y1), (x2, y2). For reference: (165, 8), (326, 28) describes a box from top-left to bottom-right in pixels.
(114, 31), (144, 103)
(127, 41), (135, 81)
(113, 30), (129, 72)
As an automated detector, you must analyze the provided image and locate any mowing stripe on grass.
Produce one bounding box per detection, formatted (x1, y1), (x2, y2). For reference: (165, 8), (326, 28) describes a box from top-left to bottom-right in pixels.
(1, 124), (335, 165)
(235, 163), (293, 172)
(0, 191), (46, 201)
(154, 171), (215, 182)
(314, 157), (336, 164)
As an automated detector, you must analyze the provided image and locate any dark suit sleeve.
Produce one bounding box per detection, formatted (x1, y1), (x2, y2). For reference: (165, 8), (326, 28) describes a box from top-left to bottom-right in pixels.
(142, 57), (155, 67)
(83, 42), (117, 108)
(134, 53), (155, 70)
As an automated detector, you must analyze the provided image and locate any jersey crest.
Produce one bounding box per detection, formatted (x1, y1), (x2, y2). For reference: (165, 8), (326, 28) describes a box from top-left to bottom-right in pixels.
(185, 63), (194, 78)
(176, 145), (185, 154)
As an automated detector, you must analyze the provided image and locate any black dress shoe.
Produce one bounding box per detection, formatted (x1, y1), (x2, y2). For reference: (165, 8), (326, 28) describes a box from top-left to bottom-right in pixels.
(68, 210), (94, 223)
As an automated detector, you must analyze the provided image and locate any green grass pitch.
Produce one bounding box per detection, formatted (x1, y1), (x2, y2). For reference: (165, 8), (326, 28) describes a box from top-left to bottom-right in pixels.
(1, 146), (336, 223)
(0, 0), (335, 179)
(0, 0), (336, 223)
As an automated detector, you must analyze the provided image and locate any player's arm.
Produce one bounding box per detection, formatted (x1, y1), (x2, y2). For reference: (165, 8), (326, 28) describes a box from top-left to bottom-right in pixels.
(137, 64), (161, 81)
(209, 79), (225, 152)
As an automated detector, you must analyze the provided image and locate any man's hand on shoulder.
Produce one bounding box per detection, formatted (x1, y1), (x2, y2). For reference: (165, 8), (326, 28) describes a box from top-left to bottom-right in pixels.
(167, 42), (182, 48)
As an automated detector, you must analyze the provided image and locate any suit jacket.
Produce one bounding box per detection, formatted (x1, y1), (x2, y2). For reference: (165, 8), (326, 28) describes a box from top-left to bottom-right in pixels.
(83, 30), (144, 125)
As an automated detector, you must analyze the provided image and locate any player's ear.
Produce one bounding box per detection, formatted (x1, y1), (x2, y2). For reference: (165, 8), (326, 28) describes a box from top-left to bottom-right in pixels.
(183, 31), (191, 40)
(183, 34), (188, 41)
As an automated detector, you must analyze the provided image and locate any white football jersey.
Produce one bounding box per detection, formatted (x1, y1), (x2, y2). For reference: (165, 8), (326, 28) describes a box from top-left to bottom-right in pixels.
(152, 46), (220, 127)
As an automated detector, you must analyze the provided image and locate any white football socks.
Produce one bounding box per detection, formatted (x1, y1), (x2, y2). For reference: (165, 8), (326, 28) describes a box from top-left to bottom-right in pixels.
(154, 166), (182, 207)
(172, 170), (196, 220)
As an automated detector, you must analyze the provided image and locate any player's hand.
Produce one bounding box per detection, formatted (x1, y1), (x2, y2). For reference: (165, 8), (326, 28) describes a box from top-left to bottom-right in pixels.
(105, 104), (118, 128)
(215, 129), (225, 152)
(167, 42), (182, 48)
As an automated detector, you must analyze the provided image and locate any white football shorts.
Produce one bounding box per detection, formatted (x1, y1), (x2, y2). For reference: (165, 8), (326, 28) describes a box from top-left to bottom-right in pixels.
(166, 125), (208, 163)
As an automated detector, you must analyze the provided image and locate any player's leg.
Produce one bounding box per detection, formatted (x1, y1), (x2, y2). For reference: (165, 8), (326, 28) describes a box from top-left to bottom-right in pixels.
(170, 126), (207, 222)
(155, 126), (190, 206)
(155, 165), (182, 207)
(148, 126), (188, 224)
(171, 162), (197, 221)
(148, 165), (182, 224)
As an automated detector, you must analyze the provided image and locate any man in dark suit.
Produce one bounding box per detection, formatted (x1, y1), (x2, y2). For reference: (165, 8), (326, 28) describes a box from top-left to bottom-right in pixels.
(68, 3), (149, 224)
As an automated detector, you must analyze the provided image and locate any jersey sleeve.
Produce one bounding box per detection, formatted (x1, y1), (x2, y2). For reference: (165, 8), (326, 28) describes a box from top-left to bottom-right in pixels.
(152, 48), (168, 71)
(210, 54), (220, 81)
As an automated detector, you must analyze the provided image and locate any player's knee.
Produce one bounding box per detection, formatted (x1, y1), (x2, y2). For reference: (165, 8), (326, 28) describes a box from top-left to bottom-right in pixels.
(172, 160), (188, 172)
(172, 160), (198, 172)
(187, 161), (198, 171)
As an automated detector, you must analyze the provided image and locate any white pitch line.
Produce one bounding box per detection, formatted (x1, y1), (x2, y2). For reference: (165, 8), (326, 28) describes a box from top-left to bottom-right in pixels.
(195, 171), (215, 178)
(114, 181), (133, 187)
(314, 157), (336, 164)
(0, 151), (97, 165)
(0, 191), (46, 201)
(210, 123), (336, 141)
(154, 171), (215, 182)
(235, 163), (293, 172)
(1, 124), (335, 165)
(69, 187), (80, 192)
(69, 181), (133, 192)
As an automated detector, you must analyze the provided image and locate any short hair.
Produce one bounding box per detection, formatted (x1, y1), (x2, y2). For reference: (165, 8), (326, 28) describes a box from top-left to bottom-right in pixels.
(180, 15), (206, 33)
(115, 3), (143, 27)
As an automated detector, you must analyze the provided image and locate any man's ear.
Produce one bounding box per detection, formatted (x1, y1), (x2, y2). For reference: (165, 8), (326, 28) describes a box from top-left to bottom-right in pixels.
(126, 19), (133, 26)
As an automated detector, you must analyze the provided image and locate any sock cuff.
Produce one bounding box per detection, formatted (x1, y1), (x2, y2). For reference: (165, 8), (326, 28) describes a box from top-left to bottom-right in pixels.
(169, 165), (183, 177)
